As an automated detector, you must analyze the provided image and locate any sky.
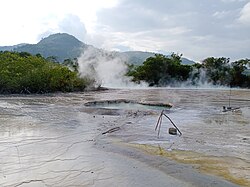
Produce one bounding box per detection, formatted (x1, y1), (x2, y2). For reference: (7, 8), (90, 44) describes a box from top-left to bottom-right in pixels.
(0, 0), (250, 61)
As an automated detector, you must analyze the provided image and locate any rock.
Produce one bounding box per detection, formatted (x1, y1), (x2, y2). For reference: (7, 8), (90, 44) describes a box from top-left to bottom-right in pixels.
(169, 127), (177, 135)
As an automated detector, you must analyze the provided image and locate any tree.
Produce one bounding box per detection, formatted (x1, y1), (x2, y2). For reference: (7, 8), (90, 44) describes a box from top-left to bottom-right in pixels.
(46, 56), (59, 63)
(202, 57), (231, 85)
(230, 59), (250, 87)
(63, 58), (79, 72)
(0, 51), (91, 94)
(127, 53), (192, 86)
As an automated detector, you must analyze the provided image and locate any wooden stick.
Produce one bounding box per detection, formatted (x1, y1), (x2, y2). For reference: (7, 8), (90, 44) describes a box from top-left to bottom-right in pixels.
(155, 110), (163, 131)
(102, 127), (121, 135)
(157, 114), (163, 137)
(155, 110), (182, 137)
(162, 113), (182, 136)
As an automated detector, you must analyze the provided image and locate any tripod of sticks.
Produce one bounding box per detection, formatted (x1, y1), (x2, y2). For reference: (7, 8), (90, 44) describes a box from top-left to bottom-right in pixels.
(155, 110), (182, 137)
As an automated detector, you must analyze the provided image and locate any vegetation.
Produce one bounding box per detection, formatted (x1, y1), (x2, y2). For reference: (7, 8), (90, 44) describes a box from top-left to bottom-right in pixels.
(127, 53), (192, 86)
(193, 57), (250, 87)
(127, 54), (250, 88)
(0, 51), (91, 94)
(230, 59), (250, 87)
(62, 58), (79, 72)
(0, 49), (249, 94)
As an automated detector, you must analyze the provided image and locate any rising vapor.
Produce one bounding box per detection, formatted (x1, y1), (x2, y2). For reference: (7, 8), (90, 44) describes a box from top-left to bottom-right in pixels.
(77, 46), (147, 88)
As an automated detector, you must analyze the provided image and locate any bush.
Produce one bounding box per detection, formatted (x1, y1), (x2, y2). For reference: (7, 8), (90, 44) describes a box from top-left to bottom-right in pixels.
(0, 51), (90, 94)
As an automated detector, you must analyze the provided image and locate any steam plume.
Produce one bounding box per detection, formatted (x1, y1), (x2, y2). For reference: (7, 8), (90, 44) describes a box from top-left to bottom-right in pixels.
(78, 46), (147, 88)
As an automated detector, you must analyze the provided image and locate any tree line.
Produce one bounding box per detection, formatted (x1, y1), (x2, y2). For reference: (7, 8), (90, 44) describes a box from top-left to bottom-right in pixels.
(127, 54), (250, 88)
(0, 51), (249, 94)
(0, 51), (91, 94)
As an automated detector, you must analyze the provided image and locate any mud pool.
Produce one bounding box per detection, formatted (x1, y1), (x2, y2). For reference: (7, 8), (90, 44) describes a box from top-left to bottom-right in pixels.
(0, 88), (249, 186)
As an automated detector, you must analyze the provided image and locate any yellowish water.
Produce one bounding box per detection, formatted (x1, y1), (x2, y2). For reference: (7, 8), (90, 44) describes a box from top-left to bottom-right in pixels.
(128, 143), (250, 187)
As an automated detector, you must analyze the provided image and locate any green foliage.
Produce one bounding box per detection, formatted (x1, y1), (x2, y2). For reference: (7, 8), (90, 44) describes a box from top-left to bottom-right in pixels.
(46, 56), (59, 63)
(191, 57), (250, 88)
(0, 51), (90, 94)
(230, 59), (250, 87)
(127, 54), (250, 88)
(128, 53), (192, 86)
(63, 58), (79, 72)
(201, 57), (231, 85)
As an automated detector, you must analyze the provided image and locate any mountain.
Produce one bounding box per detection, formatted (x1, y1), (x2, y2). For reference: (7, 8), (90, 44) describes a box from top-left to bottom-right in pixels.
(119, 51), (195, 65)
(119, 51), (156, 65)
(0, 33), (195, 64)
(0, 43), (27, 51)
(180, 57), (196, 65)
(15, 33), (88, 62)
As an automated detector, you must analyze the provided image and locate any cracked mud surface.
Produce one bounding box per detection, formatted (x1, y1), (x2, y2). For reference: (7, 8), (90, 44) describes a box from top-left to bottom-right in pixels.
(0, 88), (249, 186)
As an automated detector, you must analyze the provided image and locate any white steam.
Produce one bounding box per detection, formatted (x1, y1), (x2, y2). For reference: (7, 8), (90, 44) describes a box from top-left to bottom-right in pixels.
(77, 47), (227, 89)
(186, 68), (213, 88)
(158, 66), (227, 89)
(78, 46), (147, 88)
(178, 68), (228, 89)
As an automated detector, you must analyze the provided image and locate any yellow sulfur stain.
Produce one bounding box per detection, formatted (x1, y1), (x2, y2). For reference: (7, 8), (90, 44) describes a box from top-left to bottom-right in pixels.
(127, 143), (250, 187)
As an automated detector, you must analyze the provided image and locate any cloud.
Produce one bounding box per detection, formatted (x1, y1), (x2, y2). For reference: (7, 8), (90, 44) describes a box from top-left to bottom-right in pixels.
(96, 0), (199, 32)
(0, 0), (119, 45)
(213, 10), (232, 19)
(92, 0), (250, 61)
(37, 14), (87, 42)
(58, 14), (87, 42)
(220, 0), (248, 2)
(239, 2), (250, 25)
(0, 0), (249, 61)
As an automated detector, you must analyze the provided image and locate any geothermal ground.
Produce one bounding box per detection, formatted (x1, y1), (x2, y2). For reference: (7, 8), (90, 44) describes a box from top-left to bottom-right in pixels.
(0, 88), (249, 187)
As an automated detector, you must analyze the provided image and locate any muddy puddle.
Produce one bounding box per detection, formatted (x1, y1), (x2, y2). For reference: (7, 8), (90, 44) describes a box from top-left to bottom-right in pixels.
(0, 88), (249, 186)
